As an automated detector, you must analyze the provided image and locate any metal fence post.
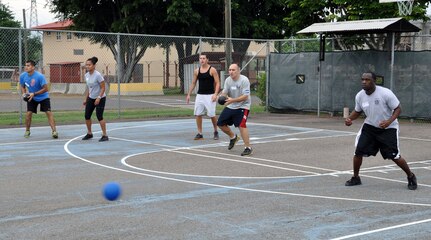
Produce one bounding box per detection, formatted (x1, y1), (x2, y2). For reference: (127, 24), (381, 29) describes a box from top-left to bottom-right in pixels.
(18, 29), (23, 125)
(265, 41), (270, 111)
(199, 37), (202, 55)
(116, 34), (121, 118)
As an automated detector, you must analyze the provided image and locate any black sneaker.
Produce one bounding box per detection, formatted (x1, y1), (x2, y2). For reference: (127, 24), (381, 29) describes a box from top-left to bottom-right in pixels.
(241, 147), (253, 156)
(228, 135), (240, 150)
(99, 135), (109, 142)
(194, 133), (203, 140)
(345, 176), (362, 186)
(213, 131), (219, 140)
(407, 173), (417, 190)
(82, 133), (93, 140)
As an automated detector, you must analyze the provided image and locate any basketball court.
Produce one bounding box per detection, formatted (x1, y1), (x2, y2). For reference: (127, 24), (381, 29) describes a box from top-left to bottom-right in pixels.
(1, 114), (431, 239)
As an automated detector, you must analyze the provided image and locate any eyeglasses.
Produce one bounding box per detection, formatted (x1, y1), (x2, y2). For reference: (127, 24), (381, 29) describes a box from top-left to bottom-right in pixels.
(361, 78), (372, 80)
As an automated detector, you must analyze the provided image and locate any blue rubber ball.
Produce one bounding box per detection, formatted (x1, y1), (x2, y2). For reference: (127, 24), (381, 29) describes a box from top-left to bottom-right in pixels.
(103, 182), (121, 201)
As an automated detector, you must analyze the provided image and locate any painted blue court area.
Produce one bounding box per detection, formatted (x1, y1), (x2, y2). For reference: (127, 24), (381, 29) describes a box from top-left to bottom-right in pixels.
(1, 115), (431, 239)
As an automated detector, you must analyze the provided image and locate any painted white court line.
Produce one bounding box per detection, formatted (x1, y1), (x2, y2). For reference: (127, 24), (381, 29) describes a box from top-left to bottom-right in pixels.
(0, 139), (68, 146)
(401, 136), (431, 142)
(120, 98), (190, 108)
(121, 150), (322, 179)
(190, 148), (338, 172)
(119, 142), (431, 188)
(111, 134), (340, 173)
(331, 218), (431, 240)
(64, 121), (431, 207)
(64, 135), (431, 207)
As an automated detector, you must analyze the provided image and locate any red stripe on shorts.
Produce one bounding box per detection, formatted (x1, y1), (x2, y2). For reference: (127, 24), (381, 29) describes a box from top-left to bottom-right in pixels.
(239, 109), (249, 128)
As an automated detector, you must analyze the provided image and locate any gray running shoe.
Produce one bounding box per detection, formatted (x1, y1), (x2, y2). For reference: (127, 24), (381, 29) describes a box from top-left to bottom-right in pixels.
(52, 131), (58, 139)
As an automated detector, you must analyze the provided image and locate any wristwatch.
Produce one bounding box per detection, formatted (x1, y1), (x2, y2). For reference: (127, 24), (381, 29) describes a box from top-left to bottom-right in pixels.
(97, 96), (102, 99)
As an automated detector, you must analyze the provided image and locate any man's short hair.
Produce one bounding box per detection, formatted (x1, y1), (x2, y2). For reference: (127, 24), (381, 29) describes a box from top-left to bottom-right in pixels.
(364, 71), (376, 81)
(26, 60), (36, 66)
(231, 62), (241, 69)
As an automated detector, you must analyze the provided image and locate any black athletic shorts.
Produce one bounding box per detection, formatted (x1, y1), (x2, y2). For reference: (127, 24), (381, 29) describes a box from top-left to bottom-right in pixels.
(85, 97), (106, 121)
(355, 123), (400, 160)
(27, 98), (52, 114)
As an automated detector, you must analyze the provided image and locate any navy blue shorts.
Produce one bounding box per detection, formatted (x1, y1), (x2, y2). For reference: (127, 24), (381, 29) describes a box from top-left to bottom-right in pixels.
(355, 123), (400, 160)
(217, 108), (249, 128)
(27, 98), (52, 114)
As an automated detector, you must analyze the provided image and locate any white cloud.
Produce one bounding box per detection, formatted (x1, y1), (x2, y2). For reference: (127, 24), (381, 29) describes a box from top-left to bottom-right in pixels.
(2, 0), (57, 27)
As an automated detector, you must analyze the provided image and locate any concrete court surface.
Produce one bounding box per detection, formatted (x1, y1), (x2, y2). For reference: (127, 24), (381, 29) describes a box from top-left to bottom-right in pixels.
(1, 114), (431, 240)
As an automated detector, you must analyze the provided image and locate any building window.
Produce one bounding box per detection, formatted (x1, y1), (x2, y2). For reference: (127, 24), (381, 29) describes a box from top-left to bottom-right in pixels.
(73, 49), (84, 55)
(56, 32), (61, 41)
(66, 32), (72, 41)
(46, 31), (51, 36)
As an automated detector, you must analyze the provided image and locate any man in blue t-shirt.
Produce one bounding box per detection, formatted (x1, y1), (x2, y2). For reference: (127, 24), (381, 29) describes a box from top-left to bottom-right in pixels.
(19, 60), (58, 139)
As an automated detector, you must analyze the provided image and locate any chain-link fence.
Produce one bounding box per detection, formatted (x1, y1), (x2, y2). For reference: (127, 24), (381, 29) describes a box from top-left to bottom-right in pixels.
(0, 27), (430, 125)
(0, 27), (272, 126)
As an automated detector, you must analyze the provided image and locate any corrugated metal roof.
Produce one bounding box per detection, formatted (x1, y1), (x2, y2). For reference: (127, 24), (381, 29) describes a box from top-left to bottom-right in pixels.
(32, 20), (73, 30)
(297, 18), (421, 34)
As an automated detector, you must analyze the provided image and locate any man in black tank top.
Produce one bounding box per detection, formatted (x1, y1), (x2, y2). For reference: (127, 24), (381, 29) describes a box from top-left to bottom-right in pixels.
(186, 54), (220, 140)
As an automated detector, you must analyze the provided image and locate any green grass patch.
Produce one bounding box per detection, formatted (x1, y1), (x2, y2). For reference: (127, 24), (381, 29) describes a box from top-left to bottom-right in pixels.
(163, 87), (182, 95)
(0, 103), (266, 127)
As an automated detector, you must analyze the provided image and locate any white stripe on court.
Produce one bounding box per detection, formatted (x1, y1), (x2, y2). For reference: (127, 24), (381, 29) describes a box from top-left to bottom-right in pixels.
(121, 150), (322, 179)
(331, 218), (431, 240)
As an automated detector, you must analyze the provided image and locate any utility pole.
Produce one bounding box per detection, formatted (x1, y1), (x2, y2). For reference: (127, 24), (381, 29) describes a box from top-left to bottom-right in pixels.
(22, 9), (28, 62)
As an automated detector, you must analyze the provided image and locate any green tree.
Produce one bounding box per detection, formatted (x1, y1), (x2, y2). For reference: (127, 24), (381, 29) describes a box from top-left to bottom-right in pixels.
(286, 0), (429, 50)
(230, 0), (289, 64)
(0, 3), (21, 66)
(0, 3), (20, 28)
(48, 0), (290, 89)
(49, 0), (168, 83)
(161, 0), (225, 90)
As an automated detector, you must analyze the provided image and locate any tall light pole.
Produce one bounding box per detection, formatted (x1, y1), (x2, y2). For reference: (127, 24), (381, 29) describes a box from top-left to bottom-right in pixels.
(225, 0), (232, 72)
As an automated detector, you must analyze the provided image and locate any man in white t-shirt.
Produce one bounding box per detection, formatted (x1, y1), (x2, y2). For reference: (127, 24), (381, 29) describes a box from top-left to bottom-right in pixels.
(344, 72), (417, 190)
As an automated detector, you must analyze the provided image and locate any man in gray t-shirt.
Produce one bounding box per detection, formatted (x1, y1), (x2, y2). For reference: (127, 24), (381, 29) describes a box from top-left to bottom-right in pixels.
(217, 63), (253, 156)
(344, 72), (417, 190)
